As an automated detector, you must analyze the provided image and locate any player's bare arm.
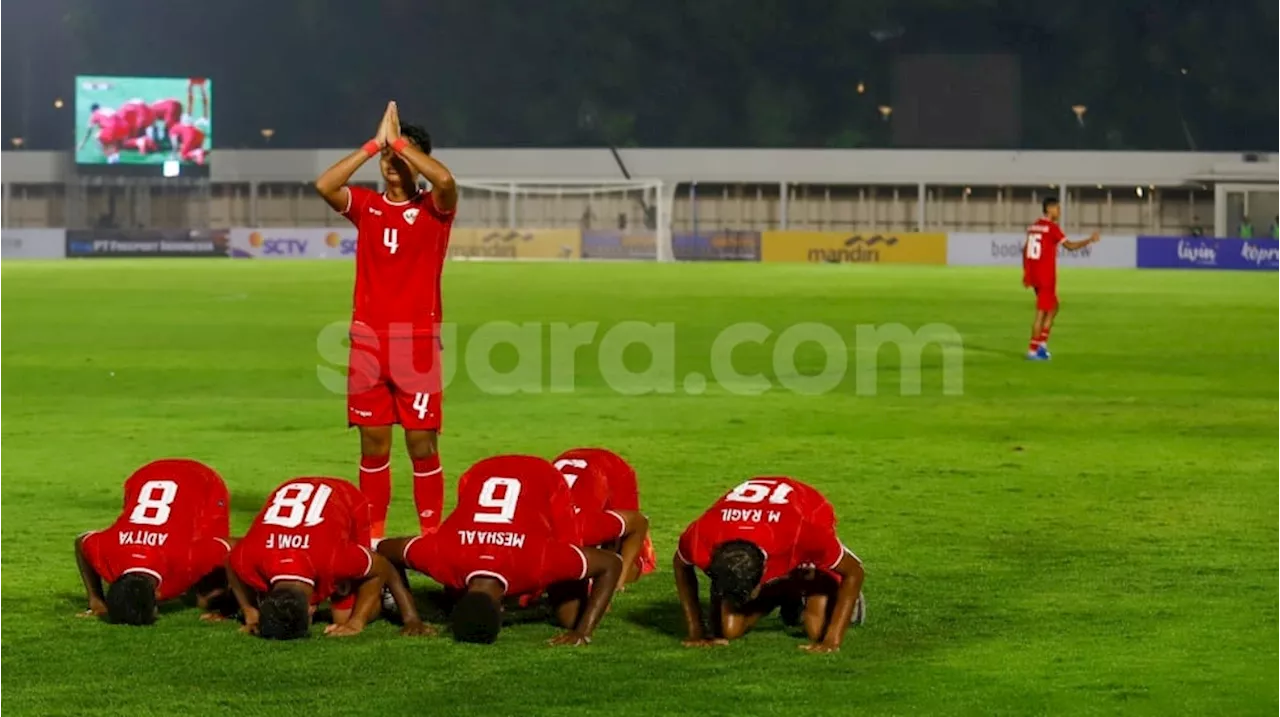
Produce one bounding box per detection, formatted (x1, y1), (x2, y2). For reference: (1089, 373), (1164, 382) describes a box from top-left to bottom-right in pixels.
(73, 535), (108, 617)
(548, 547), (623, 646)
(386, 102), (457, 211)
(615, 511), (651, 588)
(225, 563), (260, 635)
(313, 102), (395, 212)
(324, 556), (388, 638)
(799, 553), (865, 654)
(373, 551), (433, 637)
(1062, 231), (1102, 251)
(673, 553), (728, 647)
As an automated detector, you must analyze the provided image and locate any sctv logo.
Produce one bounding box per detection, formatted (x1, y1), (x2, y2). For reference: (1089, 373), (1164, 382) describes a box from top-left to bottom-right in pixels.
(248, 231), (310, 256)
(324, 232), (357, 256)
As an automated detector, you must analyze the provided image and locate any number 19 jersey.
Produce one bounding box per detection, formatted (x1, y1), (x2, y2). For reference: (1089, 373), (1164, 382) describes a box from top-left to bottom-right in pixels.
(341, 186), (454, 339)
(230, 478), (374, 605)
(677, 477), (848, 584)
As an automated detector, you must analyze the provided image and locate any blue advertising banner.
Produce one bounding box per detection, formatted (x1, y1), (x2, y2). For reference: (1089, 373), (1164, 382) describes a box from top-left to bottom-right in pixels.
(673, 231), (760, 261)
(1136, 236), (1279, 271)
(581, 230), (657, 260)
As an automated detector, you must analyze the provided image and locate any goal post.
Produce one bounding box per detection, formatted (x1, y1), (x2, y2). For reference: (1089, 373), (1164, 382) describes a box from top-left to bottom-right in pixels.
(454, 179), (675, 261)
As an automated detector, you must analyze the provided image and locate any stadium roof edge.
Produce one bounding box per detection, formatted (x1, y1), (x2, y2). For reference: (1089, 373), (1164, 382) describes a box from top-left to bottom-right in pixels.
(2, 148), (1275, 186)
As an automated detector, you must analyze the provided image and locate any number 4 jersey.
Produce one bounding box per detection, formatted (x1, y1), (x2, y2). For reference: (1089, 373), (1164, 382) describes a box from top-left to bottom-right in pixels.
(229, 478), (374, 605)
(677, 477), (850, 583)
(401, 455), (588, 596)
(80, 459), (231, 600)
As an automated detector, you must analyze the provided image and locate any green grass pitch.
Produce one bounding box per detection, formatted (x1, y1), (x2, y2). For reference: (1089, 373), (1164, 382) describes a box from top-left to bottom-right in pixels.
(2, 260), (1276, 716)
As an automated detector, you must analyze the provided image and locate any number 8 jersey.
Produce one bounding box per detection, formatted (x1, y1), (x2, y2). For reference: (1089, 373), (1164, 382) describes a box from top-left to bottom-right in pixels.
(677, 477), (848, 584)
(80, 459), (231, 601)
(230, 478), (374, 605)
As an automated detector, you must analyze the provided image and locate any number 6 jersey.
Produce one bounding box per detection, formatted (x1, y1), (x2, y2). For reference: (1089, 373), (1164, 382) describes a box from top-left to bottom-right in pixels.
(80, 459), (231, 600)
(401, 455), (588, 597)
(677, 477), (849, 584)
(229, 478), (374, 605)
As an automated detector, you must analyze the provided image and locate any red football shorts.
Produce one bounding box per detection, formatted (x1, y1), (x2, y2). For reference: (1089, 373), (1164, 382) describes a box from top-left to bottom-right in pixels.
(1032, 282), (1058, 311)
(347, 334), (443, 430)
(577, 510), (628, 546)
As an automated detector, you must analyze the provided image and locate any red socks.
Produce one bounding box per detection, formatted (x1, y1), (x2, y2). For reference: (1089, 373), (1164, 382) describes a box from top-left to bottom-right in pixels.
(359, 455), (392, 539)
(412, 453), (444, 533)
(1038, 326), (1052, 345)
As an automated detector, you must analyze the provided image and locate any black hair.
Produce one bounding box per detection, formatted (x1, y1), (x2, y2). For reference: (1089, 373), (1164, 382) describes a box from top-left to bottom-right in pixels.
(400, 123), (432, 155)
(90, 103), (101, 112)
(451, 590), (502, 644)
(707, 540), (765, 609)
(258, 585), (311, 640)
(1042, 196), (1060, 213)
(105, 572), (158, 626)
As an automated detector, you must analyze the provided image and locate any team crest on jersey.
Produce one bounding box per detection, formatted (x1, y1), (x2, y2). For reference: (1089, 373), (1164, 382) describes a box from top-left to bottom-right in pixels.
(403, 207), (420, 225)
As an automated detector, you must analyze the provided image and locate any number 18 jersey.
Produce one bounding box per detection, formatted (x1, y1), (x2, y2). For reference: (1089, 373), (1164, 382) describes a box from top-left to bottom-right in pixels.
(404, 455), (587, 596)
(230, 478), (373, 605)
(677, 477), (847, 584)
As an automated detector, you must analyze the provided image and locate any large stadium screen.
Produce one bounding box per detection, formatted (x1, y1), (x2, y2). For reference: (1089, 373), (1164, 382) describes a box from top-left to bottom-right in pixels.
(74, 75), (212, 176)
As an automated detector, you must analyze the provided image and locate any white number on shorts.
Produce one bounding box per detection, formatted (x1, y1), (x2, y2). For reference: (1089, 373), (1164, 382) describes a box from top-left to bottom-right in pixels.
(473, 477), (522, 524)
(383, 228), (399, 254)
(553, 458), (588, 489)
(128, 480), (179, 526)
(413, 392), (431, 420)
(262, 483), (333, 528)
(725, 479), (795, 505)
(1025, 234), (1042, 260)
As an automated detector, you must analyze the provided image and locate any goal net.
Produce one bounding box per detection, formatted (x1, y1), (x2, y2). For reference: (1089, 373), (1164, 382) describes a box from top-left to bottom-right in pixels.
(453, 179), (674, 261)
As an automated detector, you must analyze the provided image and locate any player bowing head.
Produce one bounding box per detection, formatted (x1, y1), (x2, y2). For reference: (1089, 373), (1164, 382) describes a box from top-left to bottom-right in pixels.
(379, 123), (432, 190)
(74, 459), (232, 625)
(552, 447), (656, 586)
(674, 477), (866, 653)
(227, 478), (430, 640)
(378, 455), (624, 646)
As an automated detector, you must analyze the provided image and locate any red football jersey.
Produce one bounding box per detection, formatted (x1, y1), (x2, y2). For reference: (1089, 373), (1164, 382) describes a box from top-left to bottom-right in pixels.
(116, 99), (155, 136)
(1023, 217), (1065, 286)
(341, 186), (454, 339)
(677, 477), (847, 584)
(553, 448), (634, 544)
(81, 459), (231, 601)
(409, 455), (587, 595)
(230, 478), (373, 605)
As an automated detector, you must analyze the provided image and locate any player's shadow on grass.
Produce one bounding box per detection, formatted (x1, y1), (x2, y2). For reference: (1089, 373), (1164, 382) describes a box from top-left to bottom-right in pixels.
(621, 599), (691, 639)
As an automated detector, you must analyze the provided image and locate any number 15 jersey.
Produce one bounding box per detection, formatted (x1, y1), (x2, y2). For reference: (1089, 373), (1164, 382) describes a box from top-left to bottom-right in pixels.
(341, 186), (454, 340)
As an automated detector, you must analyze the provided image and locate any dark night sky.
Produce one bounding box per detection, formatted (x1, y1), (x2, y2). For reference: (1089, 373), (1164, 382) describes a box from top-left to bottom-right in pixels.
(2, 0), (1276, 151)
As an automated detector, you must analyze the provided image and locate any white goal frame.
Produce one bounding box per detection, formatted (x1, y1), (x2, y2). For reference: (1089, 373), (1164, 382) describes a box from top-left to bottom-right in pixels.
(456, 178), (676, 261)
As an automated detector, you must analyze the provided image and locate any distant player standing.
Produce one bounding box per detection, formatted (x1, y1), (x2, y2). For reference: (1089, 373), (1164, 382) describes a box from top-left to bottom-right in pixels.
(314, 101), (457, 538)
(1023, 197), (1100, 360)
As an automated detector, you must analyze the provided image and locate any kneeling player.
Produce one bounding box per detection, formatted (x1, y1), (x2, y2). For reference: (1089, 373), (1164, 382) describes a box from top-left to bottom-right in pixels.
(674, 477), (865, 653)
(379, 454), (623, 646)
(228, 477), (428, 639)
(552, 447), (653, 584)
(74, 458), (232, 625)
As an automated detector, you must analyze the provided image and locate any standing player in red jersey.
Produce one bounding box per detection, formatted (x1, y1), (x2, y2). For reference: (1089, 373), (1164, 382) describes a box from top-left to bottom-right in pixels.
(674, 477), (865, 653)
(1023, 196), (1101, 360)
(227, 477), (429, 640)
(378, 455), (624, 645)
(315, 101), (457, 540)
(552, 447), (655, 584)
(74, 459), (232, 625)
